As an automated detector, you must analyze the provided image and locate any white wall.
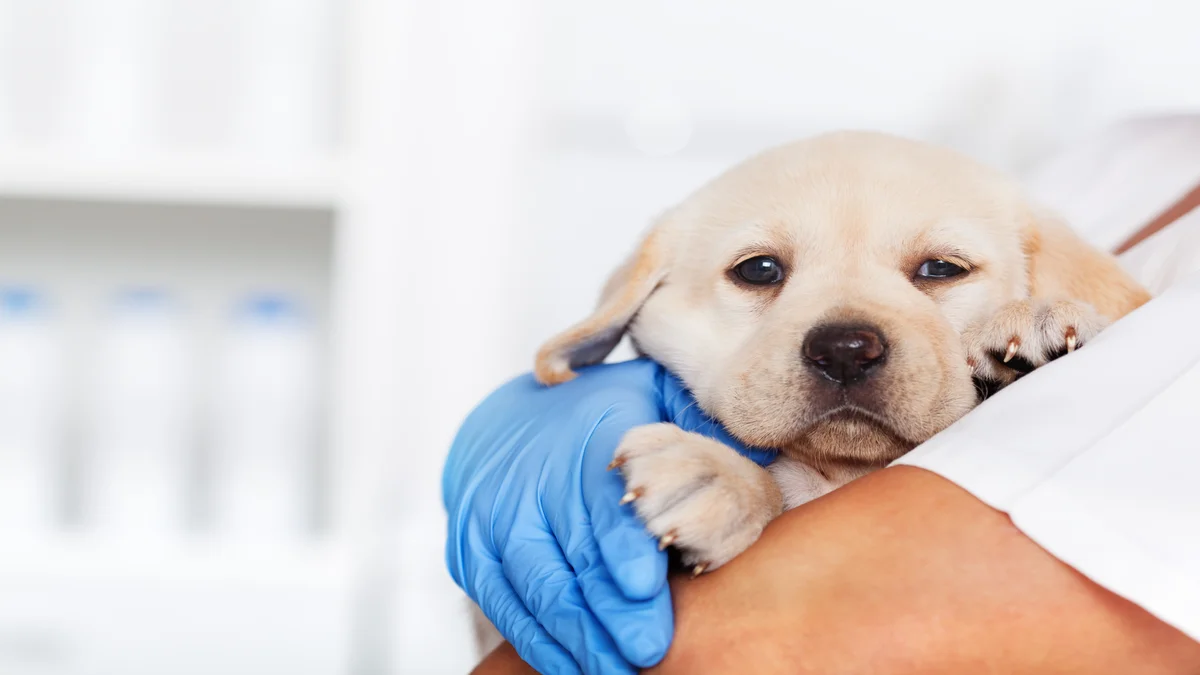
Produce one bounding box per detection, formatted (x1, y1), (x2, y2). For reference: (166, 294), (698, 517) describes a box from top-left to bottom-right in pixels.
(542, 0), (1200, 165)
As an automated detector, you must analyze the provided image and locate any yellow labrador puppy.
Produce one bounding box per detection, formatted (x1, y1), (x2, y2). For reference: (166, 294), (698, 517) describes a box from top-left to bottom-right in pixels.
(535, 131), (1150, 575)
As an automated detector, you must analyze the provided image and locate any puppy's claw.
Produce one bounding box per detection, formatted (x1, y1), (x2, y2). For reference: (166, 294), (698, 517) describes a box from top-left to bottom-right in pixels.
(658, 531), (677, 551)
(1003, 338), (1020, 363)
(1065, 327), (1078, 353)
(606, 456), (625, 471)
(690, 563), (709, 578)
(618, 488), (643, 506)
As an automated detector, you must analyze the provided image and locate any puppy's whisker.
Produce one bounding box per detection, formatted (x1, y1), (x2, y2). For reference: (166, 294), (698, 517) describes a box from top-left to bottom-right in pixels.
(671, 401), (700, 426)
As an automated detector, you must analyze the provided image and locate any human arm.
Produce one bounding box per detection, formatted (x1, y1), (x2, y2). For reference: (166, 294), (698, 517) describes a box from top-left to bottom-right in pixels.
(476, 467), (1200, 674)
(649, 466), (1200, 674)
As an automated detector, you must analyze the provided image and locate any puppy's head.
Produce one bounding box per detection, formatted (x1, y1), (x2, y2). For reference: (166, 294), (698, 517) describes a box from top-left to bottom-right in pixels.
(537, 131), (1039, 466)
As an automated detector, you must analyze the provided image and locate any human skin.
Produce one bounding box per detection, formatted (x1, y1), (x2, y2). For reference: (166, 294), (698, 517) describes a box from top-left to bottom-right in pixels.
(473, 467), (1200, 674)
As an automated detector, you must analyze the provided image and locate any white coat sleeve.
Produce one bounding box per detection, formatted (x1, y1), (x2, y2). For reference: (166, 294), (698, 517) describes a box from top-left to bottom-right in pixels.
(894, 273), (1200, 643)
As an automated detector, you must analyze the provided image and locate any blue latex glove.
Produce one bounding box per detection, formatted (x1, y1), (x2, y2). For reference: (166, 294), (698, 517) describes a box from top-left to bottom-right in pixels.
(443, 359), (774, 674)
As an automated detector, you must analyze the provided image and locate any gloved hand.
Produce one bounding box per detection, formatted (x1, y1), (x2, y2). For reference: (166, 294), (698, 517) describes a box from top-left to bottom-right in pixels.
(443, 359), (774, 675)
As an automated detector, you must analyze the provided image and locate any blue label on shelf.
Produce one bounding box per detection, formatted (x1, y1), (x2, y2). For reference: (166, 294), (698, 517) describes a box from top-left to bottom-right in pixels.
(116, 287), (172, 308)
(0, 287), (44, 317)
(238, 293), (307, 324)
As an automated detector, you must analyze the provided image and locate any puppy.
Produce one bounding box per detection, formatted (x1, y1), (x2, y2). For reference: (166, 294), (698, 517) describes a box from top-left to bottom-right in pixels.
(535, 131), (1150, 575)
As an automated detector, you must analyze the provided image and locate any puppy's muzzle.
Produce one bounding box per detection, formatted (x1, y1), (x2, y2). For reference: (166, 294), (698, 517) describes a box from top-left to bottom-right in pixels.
(802, 323), (887, 385)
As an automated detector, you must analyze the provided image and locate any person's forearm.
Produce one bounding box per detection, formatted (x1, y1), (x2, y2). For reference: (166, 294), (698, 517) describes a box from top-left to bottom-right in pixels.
(474, 467), (1200, 674)
(649, 466), (1200, 674)
(473, 642), (533, 675)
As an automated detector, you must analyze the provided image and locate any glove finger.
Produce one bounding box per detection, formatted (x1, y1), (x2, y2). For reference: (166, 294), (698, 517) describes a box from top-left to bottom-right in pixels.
(543, 407), (673, 666)
(501, 530), (636, 675)
(568, 531), (674, 668)
(576, 402), (669, 603)
(470, 554), (581, 675)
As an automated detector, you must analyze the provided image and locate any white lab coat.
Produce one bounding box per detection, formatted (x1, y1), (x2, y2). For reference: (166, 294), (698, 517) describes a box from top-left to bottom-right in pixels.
(896, 115), (1200, 642)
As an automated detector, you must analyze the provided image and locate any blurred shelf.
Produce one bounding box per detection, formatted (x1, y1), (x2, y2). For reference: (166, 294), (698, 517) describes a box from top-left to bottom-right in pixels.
(0, 537), (355, 675)
(0, 536), (352, 586)
(0, 150), (342, 210)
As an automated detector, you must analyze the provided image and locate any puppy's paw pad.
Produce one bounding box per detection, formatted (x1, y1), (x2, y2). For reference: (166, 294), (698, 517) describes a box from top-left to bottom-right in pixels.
(614, 423), (781, 572)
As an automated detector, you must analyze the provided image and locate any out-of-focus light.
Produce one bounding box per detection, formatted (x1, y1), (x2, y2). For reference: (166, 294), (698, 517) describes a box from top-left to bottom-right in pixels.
(624, 92), (693, 157)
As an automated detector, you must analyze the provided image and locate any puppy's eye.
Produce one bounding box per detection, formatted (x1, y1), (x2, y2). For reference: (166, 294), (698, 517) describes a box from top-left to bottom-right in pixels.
(733, 256), (785, 285)
(915, 259), (967, 280)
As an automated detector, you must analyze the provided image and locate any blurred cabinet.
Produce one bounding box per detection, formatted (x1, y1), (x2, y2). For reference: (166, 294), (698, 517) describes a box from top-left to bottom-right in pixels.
(0, 204), (342, 675)
(0, 1), (374, 674)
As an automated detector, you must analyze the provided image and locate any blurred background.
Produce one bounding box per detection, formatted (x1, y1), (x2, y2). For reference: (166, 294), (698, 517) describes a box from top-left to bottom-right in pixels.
(0, 0), (1198, 673)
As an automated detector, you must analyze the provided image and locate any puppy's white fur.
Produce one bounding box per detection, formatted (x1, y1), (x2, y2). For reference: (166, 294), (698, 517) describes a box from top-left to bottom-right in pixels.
(536, 131), (1150, 573)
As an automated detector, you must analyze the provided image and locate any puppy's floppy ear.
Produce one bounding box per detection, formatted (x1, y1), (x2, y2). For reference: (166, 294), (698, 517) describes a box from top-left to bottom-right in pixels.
(535, 228), (668, 385)
(1022, 208), (1151, 319)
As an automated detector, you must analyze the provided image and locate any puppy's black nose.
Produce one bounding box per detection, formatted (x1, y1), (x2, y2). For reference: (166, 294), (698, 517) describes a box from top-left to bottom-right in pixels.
(802, 324), (887, 385)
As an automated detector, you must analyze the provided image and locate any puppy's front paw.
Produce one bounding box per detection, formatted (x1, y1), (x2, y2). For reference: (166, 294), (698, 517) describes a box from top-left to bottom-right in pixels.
(610, 423), (782, 575)
(963, 299), (1108, 393)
